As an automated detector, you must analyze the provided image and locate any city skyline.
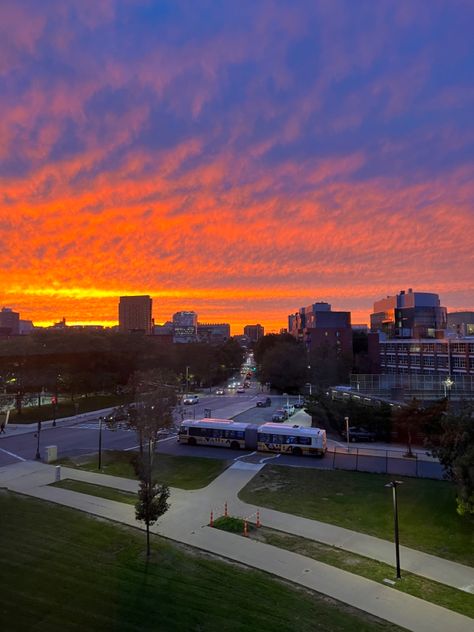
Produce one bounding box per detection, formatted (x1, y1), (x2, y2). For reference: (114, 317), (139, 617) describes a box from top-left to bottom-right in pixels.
(1, 1), (473, 334)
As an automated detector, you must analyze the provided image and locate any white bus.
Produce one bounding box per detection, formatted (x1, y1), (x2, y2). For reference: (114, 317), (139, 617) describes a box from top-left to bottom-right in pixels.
(178, 419), (326, 457)
(257, 423), (326, 457)
(178, 418), (251, 450)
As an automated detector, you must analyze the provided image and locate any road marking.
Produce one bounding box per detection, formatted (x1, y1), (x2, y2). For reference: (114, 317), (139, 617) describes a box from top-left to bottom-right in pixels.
(124, 434), (178, 451)
(259, 453), (281, 463)
(233, 450), (256, 462)
(0, 447), (26, 462)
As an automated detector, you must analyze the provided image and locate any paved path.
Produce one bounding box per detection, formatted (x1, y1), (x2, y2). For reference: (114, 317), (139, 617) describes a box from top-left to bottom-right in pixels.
(1, 459), (473, 632)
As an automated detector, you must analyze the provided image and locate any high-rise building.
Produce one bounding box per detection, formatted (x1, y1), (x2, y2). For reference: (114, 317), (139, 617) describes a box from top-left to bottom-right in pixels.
(370, 289), (446, 339)
(243, 324), (264, 342)
(288, 302), (352, 359)
(197, 323), (230, 345)
(118, 296), (153, 334)
(173, 311), (198, 343)
(0, 307), (20, 335)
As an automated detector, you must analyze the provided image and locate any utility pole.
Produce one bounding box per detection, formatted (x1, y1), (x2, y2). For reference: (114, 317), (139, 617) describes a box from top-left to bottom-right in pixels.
(345, 416), (350, 451)
(35, 420), (42, 460)
(98, 416), (103, 470)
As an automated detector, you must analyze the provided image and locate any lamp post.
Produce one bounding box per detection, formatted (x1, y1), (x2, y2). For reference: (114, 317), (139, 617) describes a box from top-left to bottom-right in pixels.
(385, 480), (403, 579)
(185, 366), (190, 398)
(344, 416), (350, 451)
(443, 376), (454, 400)
(35, 420), (42, 460)
(98, 416), (103, 470)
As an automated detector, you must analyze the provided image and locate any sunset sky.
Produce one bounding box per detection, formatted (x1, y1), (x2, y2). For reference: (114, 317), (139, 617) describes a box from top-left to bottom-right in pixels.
(1, 0), (473, 333)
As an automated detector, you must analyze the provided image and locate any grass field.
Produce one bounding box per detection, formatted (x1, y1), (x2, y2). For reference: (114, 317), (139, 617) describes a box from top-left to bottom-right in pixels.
(254, 528), (474, 619)
(10, 393), (133, 424)
(0, 491), (403, 632)
(239, 466), (474, 565)
(56, 450), (228, 489)
(52, 479), (137, 504)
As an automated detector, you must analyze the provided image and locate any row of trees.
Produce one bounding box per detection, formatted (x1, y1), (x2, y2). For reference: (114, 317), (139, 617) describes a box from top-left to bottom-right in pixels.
(254, 333), (352, 393)
(0, 330), (244, 412)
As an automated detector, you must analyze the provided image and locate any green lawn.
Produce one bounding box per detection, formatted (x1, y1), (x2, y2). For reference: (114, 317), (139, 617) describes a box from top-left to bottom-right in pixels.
(10, 393), (133, 424)
(0, 491), (402, 632)
(253, 528), (474, 619)
(52, 479), (137, 504)
(56, 450), (228, 490)
(239, 466), (474, 565)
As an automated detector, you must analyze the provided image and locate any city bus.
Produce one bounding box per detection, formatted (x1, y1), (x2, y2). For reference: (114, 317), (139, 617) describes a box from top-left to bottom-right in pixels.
(178, 419), (326, 456)
(257, 422), (326, 456)
(178, 418), (253, 450)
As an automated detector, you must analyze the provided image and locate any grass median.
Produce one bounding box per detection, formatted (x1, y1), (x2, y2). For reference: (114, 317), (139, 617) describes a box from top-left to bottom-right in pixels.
(239, 465), (474, 565)
(52, 479), (137, 504)
(0, 491), (402, 632)
(9, 393), (133, 424)
(56, 450), (228, 490)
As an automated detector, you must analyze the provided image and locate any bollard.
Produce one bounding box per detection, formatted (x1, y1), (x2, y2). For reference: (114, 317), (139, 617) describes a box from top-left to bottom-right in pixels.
(55, 465), (61, 482)
(256, 510), (261, 528)
(243, 520), (248, 537)
(224, 501), (228, 517)
(210, 511), (214, 527)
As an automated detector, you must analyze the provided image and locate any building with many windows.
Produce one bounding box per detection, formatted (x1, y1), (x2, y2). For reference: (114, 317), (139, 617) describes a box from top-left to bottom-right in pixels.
(447, 312), (474, 337)
(118, 296), (153, 334)
(370, 289), (447, 338)
(243, 324), (264, 342)
(0, 307), (20, 336)
(173, 311), (198, 343)
(197, 323), (230, 345)
(369, 335), (474, 376)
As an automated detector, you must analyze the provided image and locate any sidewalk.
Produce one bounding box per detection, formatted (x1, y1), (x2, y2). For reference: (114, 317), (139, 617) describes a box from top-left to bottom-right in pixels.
(1, 407), (117, 437)
(1, 459), (473, 631)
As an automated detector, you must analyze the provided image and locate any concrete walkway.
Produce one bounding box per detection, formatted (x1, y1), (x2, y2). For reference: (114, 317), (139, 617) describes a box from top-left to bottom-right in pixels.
(1, 459), (473, 632)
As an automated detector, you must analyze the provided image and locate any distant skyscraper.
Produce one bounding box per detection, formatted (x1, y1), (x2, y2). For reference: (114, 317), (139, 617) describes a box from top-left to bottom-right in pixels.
(0, 307), (20, 335)
(118, 296), (153, 334)
(244, 324), (264, 342)
(173, 311), (198, 343)
(197, 323), (230, 344)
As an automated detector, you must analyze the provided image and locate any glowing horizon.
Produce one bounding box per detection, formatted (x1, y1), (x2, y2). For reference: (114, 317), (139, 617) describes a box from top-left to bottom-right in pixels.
(1, 1), (473, 332)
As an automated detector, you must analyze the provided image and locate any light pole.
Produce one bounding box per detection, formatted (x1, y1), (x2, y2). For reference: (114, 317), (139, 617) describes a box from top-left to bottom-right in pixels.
(385, 480), (403, 579)
(98, 416), (103, 470)
(185, 366), (190, 397)
(344, 416), (350, 451)
(35, 420), (42, 460)
(443, 376), (454, 400)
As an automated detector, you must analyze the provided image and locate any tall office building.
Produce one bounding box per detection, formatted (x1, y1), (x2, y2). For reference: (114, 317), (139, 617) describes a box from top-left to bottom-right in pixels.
(370, 289), (447, 339)
(0, 307), (20, 335)
(243, 324), (264, 342)
(173, 311), (198, 343)
(118, 296), (153, 334)
(288, 302), (352, 358)
(197, 323), (230, 344)
(447, 312), (474, 337)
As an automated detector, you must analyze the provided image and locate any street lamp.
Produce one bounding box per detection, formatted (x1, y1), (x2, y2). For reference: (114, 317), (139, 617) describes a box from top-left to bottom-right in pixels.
(344, 416), (350, 451)
(443, 376), (454, 400)
(385, 480), (403, 579)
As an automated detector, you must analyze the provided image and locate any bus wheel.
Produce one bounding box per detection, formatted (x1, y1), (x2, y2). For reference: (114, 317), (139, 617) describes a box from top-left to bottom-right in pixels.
(230, 441), (240, 450)
(188, 437), (196, 446)
(292, 447), (302, 456)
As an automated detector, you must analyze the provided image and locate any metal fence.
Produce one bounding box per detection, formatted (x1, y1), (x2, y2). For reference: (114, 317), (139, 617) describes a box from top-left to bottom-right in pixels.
(323, 445), (444, 479)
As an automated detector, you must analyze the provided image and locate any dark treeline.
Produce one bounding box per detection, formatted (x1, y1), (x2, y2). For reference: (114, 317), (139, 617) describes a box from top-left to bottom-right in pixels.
(0, 330), (244, 399)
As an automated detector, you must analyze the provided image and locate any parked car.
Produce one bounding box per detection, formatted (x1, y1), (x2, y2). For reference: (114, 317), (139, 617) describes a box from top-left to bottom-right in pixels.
(183, 394), (199, 405)
(272, 409), (288, 422)
(215, 388), (225, 395)
(341, 426), (376, 442)
(256, 397), (272, 408)
(294, 397), (305, 409)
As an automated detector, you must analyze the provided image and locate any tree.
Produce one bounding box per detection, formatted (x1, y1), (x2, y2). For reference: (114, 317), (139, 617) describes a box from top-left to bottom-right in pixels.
(259, 342), (307, 393)
(134, 442), (170, 556)
(394, 398), (425, 457)
(426, 405), (474, 516)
